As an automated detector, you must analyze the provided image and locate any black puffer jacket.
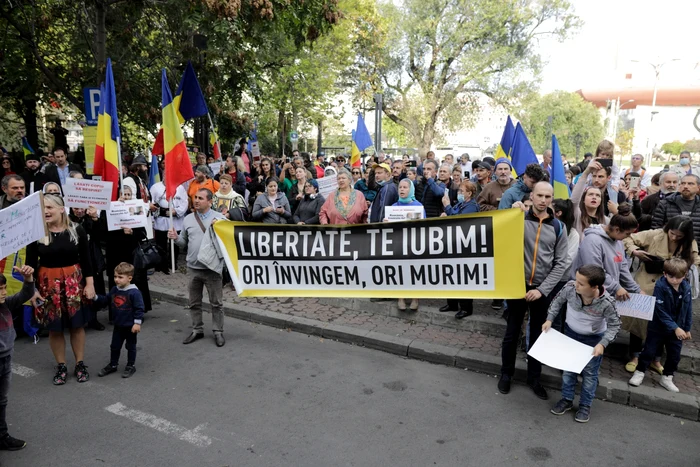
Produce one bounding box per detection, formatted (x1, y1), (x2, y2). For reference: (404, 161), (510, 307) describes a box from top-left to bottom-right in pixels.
(651, 193), (700, 241)
(292, 194), (325, 225)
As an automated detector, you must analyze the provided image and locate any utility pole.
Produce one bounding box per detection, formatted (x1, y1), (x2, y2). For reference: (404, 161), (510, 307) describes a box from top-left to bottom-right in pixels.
(373, 93), (383, 153)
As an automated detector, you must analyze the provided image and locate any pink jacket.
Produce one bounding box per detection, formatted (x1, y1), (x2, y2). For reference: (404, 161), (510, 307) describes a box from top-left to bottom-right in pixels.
(319, 190), (368, 225)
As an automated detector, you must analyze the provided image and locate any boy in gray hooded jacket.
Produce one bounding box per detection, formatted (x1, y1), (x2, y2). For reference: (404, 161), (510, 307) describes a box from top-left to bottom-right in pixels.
(543, 265), (621, 423)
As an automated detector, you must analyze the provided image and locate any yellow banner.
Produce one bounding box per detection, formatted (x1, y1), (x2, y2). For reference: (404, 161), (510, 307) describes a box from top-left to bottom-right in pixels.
(213, 209), (526, 299)
(83, 126), (97, 173)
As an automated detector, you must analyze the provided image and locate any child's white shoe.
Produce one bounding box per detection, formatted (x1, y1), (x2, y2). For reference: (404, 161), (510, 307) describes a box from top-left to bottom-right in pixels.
(629, 370), (645, 386)
(659, 375), (679, 393)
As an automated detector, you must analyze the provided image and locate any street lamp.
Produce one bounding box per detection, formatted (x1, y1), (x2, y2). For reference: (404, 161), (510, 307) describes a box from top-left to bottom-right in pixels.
(632, 58), (681, 166)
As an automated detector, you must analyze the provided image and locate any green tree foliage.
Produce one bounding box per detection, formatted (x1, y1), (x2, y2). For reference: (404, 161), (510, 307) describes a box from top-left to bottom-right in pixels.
(519, 91), (604, 155)
(660, 140), (685, 156)
(616, 128), (634, 157)
(0, 0), (341, 151)
(350, 0), (579, 157)
(683, 139), (700, 154)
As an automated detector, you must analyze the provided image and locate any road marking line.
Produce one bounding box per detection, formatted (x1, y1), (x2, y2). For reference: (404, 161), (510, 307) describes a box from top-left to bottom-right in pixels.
(11, 363), (38, 378)
(105, 402), (212, 447)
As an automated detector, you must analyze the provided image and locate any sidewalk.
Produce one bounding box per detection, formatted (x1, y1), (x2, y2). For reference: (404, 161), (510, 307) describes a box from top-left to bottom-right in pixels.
(148, 270), (700, 421)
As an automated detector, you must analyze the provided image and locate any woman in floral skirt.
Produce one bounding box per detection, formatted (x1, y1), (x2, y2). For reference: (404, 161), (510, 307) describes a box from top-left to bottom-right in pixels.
(26, 194), (96, 384)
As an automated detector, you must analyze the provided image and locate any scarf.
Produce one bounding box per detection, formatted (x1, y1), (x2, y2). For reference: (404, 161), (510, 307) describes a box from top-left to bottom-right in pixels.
(398, 181), (416, 204)
(334, 188), (356, 220)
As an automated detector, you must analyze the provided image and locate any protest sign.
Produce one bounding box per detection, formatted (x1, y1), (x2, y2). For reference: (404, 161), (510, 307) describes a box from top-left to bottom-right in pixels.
(213, 209), (525, 298)
(63, 178), (114, 210)
(250, 141), (261, 161)
(528, 329), (594, 374)
(616, 293), (655, 321)
(384, 206), (424, 222)
(317, 176), (338, 198)
(106, 200), (148, 231)
(209, 162), (222, 176)
(0, 192), (47, 258)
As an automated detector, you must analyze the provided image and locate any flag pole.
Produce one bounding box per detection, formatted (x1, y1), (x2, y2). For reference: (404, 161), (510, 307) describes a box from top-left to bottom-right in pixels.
(206, 113), (221, 159)
(116, 137), (125, 195)
(169, 198), (175, 274)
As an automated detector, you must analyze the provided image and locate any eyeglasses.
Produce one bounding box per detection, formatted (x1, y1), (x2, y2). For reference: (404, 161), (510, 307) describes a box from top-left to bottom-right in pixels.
(352, 171), (361, 174)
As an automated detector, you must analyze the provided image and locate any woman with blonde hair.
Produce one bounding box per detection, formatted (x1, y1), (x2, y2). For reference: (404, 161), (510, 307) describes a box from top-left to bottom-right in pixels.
(26, 194), (96, 384)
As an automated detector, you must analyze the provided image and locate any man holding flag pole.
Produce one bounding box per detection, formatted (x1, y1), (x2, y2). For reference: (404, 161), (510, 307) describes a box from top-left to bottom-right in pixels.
(163, 69), (226, 348)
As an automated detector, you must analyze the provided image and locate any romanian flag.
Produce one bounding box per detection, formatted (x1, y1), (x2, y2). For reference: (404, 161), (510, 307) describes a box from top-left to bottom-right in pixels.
(551, 135), (570, 199)
(152, 62), (209, 156)
(22, 137), (35, 156)
(351, 113), (373, 168)
(161, 69), (194, 200)
(209, 128), (221, 159)
(93, 59), (121, 201)
(510, 122), (539, 176)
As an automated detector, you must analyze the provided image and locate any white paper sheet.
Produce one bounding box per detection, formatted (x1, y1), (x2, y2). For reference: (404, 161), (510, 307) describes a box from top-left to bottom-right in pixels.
(616, 293), (655, 321)
(63, 178), (114, 210)
(106, 200), (148, 231)
(527, 328), (594, 374)
(384, 205), (424, 222)
(317, 176), (338, 198)
(0, 192), (46, 258)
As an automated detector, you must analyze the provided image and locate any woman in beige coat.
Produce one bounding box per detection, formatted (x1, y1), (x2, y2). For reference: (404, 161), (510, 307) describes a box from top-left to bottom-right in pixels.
(622, 215), (699, 373)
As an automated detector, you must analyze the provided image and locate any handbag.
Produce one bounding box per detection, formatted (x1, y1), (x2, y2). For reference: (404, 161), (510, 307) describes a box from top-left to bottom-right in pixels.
(132, 239), (163, 269)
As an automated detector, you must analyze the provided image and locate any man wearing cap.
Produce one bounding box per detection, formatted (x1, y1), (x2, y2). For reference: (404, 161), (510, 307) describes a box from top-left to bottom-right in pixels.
(477, 158), (515, 211)
(369, 163), (399, 223)
(314, 153), (326, 179)
(187, 166), (220, 206)
(473, 160), (493, 196)
(20, 151), (50, 193)
(125, 154), (152, 201)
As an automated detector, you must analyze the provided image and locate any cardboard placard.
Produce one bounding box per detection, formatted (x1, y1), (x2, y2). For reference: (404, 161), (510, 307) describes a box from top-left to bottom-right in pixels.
(0, 192), (47, 258)
(384, 206), (424, 222)
(106, 200), (148, 231)
(63, 178), (113, 210)
(317, 176), (338, 198)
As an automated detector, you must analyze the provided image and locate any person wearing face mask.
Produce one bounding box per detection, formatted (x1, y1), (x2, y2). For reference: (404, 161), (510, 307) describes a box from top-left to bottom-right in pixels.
(292, 179), (325, 225)
(441, 180), (479, 217)
(369, 163), (399, 223)
(671, 151), (700, 180)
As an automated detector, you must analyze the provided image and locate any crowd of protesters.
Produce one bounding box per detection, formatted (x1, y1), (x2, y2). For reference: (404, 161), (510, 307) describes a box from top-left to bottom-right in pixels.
(0, 139), (697, 454)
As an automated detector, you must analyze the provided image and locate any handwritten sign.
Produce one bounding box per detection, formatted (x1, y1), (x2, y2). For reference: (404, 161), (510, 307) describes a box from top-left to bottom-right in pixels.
(317, 176), (338, 198)
(250, 141), (261, 160)
(106, 200), (148, 231)
(0, 192), (47, 258)
(616, 293), (655, 321)
(528, 328), (594, 374)
(384, 205), (424, 222)
(63, 178), (113, 210)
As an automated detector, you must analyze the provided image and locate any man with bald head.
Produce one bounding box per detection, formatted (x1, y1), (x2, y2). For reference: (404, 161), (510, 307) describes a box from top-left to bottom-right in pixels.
(498, 181), (570, 400)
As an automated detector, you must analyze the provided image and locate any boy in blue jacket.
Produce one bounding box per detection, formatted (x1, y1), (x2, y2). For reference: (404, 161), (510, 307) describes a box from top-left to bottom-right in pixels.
(95, 262), (144, 379)
(629, 258), (693, 392)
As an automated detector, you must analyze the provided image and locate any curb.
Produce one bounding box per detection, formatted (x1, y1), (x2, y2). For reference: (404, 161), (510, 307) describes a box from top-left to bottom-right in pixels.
(150, 286), (700, 421)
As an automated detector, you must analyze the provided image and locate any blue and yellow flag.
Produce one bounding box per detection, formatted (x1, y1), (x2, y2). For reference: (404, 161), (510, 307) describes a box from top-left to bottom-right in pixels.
(551, 135), (570, 199)
(174, 61), (209, 123)
(495, 116), (515, 160)
(510, 123), (539, 176)
(351, 113), (374, 168)
(21, 137), (35, 157)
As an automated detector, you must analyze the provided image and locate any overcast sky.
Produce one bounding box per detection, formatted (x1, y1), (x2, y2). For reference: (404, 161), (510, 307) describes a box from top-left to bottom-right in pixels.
(538, 0), (699, 93)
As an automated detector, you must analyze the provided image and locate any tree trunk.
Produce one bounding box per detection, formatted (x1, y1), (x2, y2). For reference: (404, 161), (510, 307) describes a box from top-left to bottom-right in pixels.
(277, 110), (285, 157)
(291, 107), (299, 151)
(21, 97), (39, 152)
(95, 1), (107, 69)
(317, 120), (323, 156)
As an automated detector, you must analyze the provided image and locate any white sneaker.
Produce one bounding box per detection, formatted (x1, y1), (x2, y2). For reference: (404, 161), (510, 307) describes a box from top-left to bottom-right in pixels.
(660, 375), (679, 393)
(629, 370), (645, 386)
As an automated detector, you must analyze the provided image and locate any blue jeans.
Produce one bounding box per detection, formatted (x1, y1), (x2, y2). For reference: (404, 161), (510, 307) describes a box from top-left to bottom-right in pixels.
(561, 325), (603, 408)
(0, 354), (12, 436)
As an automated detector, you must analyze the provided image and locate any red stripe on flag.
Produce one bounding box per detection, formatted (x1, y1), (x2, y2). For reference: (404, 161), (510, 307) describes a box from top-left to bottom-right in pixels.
(165, 140), (193, 200)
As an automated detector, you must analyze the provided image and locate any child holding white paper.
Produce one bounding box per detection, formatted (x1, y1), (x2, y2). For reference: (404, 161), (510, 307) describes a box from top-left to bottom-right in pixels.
(543, 265), (621, 423)
(629, 258), (693, 392)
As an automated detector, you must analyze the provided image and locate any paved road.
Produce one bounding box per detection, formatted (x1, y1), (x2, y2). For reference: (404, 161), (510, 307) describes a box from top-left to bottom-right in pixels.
(4, 301), (699, 466)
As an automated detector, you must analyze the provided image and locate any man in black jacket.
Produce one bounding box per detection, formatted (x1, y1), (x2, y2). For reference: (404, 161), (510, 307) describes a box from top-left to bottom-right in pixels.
(416, 159), (445, 218)
(43, 147), (81, 189)
(641, 171), (678, 217)
(20, 152), (50, 193)
(652, 174), (700, 240)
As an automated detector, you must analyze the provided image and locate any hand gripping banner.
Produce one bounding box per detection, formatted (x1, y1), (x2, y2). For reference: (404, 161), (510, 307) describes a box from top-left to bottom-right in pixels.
(213, 209), (525, 299)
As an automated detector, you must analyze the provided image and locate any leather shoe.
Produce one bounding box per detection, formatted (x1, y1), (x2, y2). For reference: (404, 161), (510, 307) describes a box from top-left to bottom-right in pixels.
(439, 304), (457, 312)
(498, 375), (511, 394)
(182, 332), (204, 345)
(455, 309), (473, 319)
(214, 333), (225, 347)
(528, 381), (549, 400)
